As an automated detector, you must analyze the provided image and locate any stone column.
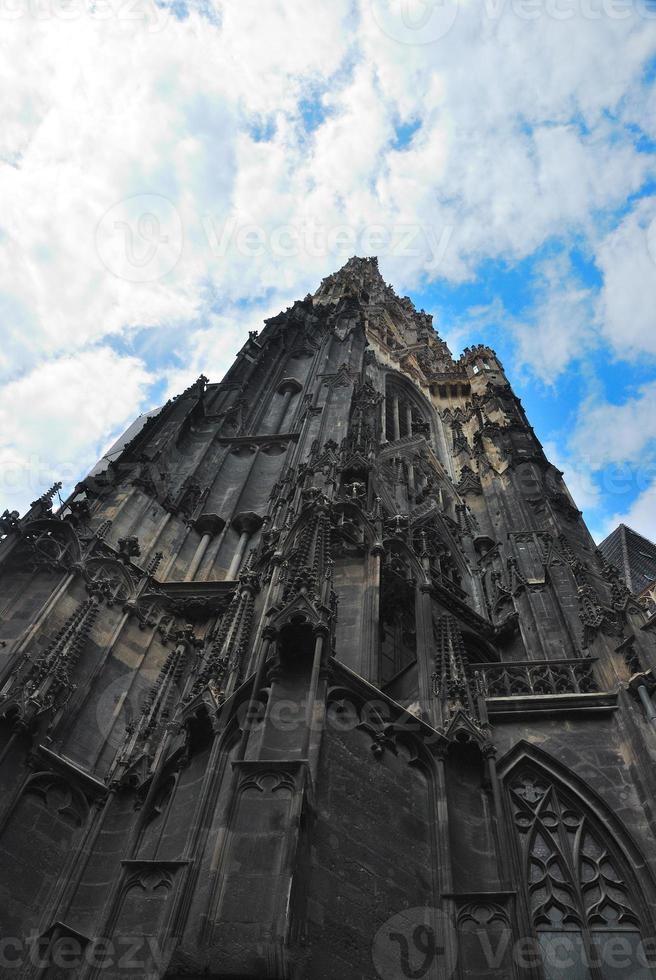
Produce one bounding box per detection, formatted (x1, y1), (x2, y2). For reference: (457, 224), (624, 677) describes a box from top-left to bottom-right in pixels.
(405, 401), (413, 438)
(184, 513), (225, 582)
(407, 460), (416, 497)
(273, 378), (302, 434)
(483, 743), (513, 890)
(392, 393), (401, 441)
(300, 630), (326, 759)
(227, 511), (264, 580)
(417, 580), (437, 723)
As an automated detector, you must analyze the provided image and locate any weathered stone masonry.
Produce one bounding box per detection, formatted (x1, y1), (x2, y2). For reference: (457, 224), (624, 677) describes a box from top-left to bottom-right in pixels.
(1, 256), (656, 978)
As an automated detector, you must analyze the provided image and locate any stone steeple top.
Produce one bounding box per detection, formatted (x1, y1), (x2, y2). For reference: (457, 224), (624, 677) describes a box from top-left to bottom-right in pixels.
(313, 255), (452, 363)
(313, 255), (387, 305)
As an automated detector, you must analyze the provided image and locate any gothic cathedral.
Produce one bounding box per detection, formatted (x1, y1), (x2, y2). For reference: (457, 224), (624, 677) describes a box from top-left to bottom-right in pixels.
(1, 257), (655, 979)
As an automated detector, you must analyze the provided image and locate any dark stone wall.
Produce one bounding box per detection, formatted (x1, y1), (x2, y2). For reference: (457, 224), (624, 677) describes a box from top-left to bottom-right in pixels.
(305, 724), (434, 980)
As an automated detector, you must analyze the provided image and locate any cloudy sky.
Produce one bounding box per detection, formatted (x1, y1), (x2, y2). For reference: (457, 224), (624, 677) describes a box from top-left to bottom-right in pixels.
(2, 0), (656, 542)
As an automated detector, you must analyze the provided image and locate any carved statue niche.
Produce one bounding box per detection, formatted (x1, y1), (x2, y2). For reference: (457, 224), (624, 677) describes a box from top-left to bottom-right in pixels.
(330, 504), (366, 559)
(84, 557), (135, 606)
(339, 448), (370, 506)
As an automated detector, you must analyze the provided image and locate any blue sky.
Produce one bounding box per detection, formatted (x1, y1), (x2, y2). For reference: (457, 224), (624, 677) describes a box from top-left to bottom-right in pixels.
(1, 0), (656, 543)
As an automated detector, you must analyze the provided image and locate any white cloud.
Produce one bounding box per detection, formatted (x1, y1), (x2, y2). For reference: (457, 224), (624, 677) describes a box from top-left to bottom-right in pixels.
(0, 347), (150, 512)
(542, 438), (601, 514)
(569, 381), (656, 468)
(1, 0), (656, 513)
(440, 253), (596, 382)
(595, 196), (656, 359)
(600, 478), (656, 543)
(2, 0), (654, 372)
(159, 298), (288, 400)
(511, 254), (596, 382)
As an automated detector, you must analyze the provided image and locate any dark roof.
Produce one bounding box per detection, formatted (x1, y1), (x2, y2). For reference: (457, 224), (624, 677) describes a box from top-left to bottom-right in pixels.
(598, 524), (656, 595)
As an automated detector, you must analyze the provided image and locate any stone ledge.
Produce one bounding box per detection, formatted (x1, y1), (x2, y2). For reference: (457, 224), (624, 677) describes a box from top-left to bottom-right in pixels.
(486, 690), (618, 718)
(212, 433), (299, 445)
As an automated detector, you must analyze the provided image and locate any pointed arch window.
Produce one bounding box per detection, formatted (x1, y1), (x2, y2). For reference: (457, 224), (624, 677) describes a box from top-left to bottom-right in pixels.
(509, 771), (655, 979)
(384, 379), (429, 442)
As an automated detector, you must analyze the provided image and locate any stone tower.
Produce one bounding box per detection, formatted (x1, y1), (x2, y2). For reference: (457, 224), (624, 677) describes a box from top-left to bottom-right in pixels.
(1, 256), (656, 979)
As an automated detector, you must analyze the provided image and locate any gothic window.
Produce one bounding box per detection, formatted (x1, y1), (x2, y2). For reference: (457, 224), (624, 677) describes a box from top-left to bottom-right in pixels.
(509, 772), (654, 979)
(380, 558), (417, 685)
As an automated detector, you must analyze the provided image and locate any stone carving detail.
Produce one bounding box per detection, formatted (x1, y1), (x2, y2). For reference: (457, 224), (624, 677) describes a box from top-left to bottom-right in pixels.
(277, 492), (335, 620)
(118, 536), (141, 562)
(432, 613), (490, 745)
(85, 558), (135, 605)
(473, 659), (597, 698)
(0, 509), (20, 536)
(111, 626), (200, 786)
(578, 584), (624, 645)
(16, 520), (82, 571)
(509, 772), (641, 931)
(238, 768), (298, 795)
(0, 599), (99, 730)
(24, 773), (88, 827)
(30, 481), (63, 513)
(457, 901), (510, 927)
(327, 686), (435, 767)
(125, 866), (175, 894)
(187, 558), (259, 704)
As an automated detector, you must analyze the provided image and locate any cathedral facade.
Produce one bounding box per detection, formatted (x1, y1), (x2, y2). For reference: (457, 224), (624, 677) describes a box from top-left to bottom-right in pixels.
(1, 256), (656, 979)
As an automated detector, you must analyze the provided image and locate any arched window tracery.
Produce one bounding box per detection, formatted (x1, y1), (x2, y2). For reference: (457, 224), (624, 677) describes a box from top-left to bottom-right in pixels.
(509, 769), (655, 979)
